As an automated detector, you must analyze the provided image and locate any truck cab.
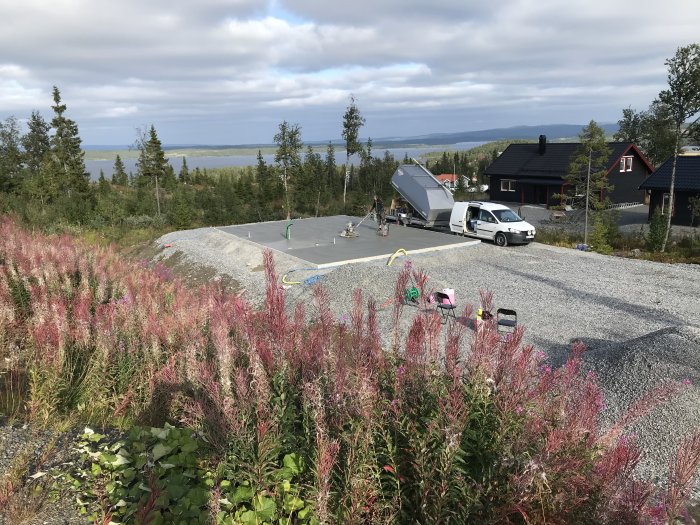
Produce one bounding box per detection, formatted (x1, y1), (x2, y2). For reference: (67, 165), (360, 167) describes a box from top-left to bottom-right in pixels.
(449, 202), (536, 246)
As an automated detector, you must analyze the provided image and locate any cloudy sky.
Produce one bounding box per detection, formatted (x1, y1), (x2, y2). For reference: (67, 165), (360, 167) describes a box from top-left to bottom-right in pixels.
(1, 0), (699, 145)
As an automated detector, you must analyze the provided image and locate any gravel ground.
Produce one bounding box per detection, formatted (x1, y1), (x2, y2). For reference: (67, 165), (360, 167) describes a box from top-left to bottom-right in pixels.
(0, 424), (84, 524)
(153, 227), (700, 496)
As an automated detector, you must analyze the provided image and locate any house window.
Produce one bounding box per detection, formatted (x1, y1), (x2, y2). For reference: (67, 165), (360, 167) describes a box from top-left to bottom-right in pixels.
(661, 193), (675, 215)
(500, 179), (516, 192)
(619, 156), (633, 172)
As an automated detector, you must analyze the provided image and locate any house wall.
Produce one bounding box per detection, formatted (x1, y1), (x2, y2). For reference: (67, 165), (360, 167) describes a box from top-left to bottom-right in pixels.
(648, 190), (697, 226)
(489, 175), (519, 203)
(608, 152), (650, 204)
(489, 175), (562, 206)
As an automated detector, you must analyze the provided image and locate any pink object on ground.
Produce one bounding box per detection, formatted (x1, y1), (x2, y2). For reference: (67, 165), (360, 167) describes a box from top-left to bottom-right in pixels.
(441, 288), (455, 305)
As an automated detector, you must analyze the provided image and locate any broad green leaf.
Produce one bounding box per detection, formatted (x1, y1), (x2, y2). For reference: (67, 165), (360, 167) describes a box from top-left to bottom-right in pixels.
(253, 494), (277, 521)
(151, 427), (170, 440)
(152, 443), (172, 461)
(231, 484), (254, 504)
(283, 494), (305, 512)
(238, 510), (257, 525)
(181, 440), (198, 453)
(283, 453), (302, 475)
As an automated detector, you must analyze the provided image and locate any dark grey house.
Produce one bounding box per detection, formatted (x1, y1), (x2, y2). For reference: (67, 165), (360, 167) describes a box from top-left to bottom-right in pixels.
(486, 136), (653, 207)
(639, 155), (700, 226)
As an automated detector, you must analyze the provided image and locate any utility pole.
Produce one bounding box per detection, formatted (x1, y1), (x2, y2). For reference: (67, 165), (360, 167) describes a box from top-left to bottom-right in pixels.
(584, 147), (591, 246)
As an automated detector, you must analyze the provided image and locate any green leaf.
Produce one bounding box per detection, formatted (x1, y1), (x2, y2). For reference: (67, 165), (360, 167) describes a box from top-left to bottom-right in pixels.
(283, 494), (305, 513)
(152, 443), (172, 461)
(181, 440), (198, 453)
(238, 510), (257, 525)
(253, 494), (277, 521)
(151, 427), (170, 440)
(282, 453), (303, 476)
(231, 485), (254, 505)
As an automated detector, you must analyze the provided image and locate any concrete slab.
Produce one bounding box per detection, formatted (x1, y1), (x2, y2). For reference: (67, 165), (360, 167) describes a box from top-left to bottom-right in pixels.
(218, 215), (479, 268)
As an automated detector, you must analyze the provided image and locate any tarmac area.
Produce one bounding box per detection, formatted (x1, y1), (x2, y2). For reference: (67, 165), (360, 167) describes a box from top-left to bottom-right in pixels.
(219, 215), (478, 267)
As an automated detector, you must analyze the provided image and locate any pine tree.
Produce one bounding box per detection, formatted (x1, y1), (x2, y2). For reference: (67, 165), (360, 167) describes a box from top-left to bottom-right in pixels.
(0, 117), (23, 194)
(562, 120), (612, 245)
(136, 125), (168, 217)
(325, 142), (337, 194)
(46, 86), (93, 222)
(341, 95), (365, 205)
(21, 111), (51, 179)
(178, 157), (189, 184)
(98, 170), (110, 195)
(112, 154), (129, 186)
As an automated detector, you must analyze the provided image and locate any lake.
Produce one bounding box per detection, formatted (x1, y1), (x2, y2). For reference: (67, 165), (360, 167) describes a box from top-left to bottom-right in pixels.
(85, 142), (486, 180)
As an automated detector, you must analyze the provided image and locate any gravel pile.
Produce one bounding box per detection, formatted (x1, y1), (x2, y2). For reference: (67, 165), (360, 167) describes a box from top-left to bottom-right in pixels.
(582, 325), (700, 496)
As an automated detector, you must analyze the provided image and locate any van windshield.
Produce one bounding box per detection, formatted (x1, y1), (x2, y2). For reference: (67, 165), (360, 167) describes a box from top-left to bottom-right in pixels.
(493, 209), (522, 223)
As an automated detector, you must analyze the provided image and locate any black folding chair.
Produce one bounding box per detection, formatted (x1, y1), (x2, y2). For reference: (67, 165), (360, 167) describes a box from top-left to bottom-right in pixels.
(434, 291), (457, 324)
(496, 308), (517, 334)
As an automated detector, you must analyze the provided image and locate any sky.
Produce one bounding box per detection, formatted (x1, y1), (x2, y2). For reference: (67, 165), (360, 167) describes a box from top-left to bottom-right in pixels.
(1, 0), (699, 146)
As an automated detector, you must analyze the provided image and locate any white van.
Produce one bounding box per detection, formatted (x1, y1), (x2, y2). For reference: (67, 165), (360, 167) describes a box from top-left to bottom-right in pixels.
(449, 202), (536, 246)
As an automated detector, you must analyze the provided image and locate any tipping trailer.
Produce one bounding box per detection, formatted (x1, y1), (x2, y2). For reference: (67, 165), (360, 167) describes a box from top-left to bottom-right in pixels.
(389, 163), (455, 228)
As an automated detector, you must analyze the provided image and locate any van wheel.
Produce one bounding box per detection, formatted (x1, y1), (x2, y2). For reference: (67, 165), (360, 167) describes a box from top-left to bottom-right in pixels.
(495, 232), (508, 247)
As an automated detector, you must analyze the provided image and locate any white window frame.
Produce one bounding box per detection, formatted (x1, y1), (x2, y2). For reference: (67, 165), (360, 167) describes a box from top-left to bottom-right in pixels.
(620, 156), (633, 172)
(661, 193), (674, 215)
(500, 179), (516, 192)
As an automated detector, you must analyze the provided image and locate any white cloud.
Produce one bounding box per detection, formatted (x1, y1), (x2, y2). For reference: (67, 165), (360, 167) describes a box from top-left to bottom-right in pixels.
(0, 0), (699, 143)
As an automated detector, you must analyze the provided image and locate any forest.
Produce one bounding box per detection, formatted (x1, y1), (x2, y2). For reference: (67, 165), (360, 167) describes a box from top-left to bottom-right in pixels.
(0, 87), (497, 245)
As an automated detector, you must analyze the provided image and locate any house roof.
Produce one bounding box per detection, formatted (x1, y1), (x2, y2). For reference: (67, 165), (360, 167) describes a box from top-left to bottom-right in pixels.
(639, 155), (700, 191)
(435, 173), (457, 183)
(485, 142), (654, 179)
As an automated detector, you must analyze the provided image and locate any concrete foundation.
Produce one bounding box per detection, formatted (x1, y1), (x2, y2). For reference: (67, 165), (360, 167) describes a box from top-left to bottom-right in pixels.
(218, 215), (479, 268)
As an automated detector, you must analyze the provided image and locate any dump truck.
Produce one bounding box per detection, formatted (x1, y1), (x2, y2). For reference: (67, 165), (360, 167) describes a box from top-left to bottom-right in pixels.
(388, 163), (536, 245)
(388, 163), (455, 228)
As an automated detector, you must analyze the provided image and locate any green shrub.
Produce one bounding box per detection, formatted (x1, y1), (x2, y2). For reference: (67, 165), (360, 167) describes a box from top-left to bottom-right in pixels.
(589, 213), (613, 254)
(646, 210), (669, 252)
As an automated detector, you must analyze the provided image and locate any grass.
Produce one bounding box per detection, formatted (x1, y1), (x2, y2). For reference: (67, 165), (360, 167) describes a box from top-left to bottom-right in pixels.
(2, 216), (700, 523)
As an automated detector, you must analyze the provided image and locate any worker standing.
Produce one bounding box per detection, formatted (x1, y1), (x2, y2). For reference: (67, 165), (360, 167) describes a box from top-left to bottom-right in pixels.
(370, 195), (385, 226)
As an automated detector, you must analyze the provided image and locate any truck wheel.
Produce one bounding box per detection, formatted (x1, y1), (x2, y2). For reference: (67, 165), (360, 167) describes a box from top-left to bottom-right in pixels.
(495, 232), (508, 247)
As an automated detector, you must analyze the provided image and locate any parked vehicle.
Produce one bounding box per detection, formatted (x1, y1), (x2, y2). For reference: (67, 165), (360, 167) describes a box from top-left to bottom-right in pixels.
(388, 163), (535, 246)
(449, 201), (536, 246)
(388, 163), (455, 228)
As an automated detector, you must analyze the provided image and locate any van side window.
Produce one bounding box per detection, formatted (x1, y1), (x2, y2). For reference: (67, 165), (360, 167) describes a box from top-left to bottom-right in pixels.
(479, 210), (496, 223)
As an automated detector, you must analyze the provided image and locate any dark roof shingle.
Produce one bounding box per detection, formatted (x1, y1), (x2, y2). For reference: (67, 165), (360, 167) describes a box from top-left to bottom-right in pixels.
(485, 142), (645, 179)
(639, 156), (700, 191)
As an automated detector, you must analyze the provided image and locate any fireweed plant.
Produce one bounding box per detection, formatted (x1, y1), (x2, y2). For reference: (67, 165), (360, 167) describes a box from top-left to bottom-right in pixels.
(1, 216), (699, 524)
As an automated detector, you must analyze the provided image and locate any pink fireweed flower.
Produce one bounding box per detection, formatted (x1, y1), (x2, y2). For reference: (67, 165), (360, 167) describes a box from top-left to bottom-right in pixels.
(683, 378), (692, 386)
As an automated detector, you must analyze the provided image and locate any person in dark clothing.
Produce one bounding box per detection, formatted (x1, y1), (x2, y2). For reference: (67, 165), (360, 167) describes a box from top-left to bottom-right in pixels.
(370, 195), (385, 226)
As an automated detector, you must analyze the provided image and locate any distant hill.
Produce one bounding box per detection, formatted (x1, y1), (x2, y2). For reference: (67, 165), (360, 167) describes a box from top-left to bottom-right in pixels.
(365, 123), (620, 147)
(83, 123), (619, 151)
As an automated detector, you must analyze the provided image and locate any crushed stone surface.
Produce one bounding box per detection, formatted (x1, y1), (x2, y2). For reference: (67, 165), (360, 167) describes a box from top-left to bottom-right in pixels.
(154, 227), (700, 495)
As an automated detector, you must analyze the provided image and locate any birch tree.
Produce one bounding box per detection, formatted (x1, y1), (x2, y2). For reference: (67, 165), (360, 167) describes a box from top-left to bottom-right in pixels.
(273, 120), (302, 220)
(659, 43), (700, 252)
